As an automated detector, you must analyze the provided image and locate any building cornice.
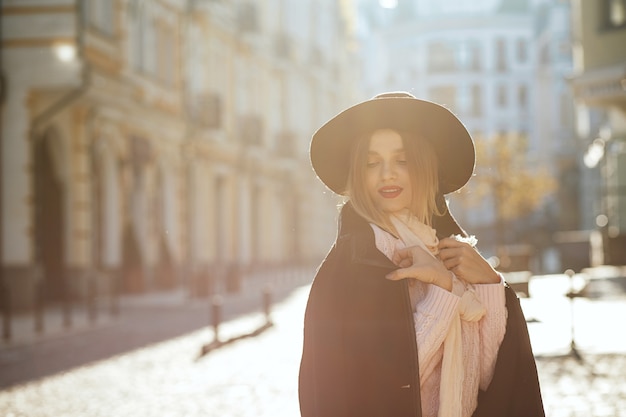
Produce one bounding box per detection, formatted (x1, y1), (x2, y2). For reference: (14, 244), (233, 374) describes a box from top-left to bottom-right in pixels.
(1, 5), (75, 15)
(2, 37), (75, 48)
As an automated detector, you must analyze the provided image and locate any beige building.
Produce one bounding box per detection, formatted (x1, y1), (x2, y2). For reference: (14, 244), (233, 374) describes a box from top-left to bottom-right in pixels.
(570, 0), (626, 264)
(1, 0), (359, 309)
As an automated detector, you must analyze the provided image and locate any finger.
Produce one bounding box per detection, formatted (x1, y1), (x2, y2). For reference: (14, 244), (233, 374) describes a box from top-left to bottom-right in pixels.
(441, 257), (461, 272)
(398, 258), (413, 268)
(386, 267), (418, 281)
(438, 246), (462, 262)
(394, 246), (412, 257)
(438, 237), (465, 249)
(391, 247), (412, 265)
(440, 238), (479, 258)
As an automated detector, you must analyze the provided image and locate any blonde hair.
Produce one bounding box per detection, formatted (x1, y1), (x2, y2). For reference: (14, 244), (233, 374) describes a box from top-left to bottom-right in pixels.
(345, 129), (445, 235)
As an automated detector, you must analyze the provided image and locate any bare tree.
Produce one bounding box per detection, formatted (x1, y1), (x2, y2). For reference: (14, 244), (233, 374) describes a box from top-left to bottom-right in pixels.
(458, 132), (556, 265)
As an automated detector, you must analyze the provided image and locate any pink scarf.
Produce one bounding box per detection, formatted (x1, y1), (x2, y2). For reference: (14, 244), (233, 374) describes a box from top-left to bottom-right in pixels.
(390, 211), (486, 417)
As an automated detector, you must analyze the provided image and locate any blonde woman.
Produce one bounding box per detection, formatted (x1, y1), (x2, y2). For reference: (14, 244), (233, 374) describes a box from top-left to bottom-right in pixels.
(299, 92), (544, 417)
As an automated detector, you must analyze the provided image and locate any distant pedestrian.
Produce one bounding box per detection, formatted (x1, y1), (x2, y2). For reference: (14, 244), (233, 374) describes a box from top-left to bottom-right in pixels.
(299, 92), (544, 417)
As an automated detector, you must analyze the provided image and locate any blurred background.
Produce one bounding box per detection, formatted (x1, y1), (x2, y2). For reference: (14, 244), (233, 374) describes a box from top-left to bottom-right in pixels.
(1, 1), (626, 416)
(1, 0), (625, 309)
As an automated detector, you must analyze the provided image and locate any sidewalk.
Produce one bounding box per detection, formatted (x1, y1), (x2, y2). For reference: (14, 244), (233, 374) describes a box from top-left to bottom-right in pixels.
(522, 265), (626, 356)
(0, 266), (624, 416)
(521, 266), (626, 417)
(0, 266), (315, 388)
(1, 265), (314, 350)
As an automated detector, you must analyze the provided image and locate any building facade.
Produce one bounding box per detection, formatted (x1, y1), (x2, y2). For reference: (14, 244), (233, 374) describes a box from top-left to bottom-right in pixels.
(570, 0), (626, 265)
(1, 0), (358, 309)
(356, 0), (577, 267)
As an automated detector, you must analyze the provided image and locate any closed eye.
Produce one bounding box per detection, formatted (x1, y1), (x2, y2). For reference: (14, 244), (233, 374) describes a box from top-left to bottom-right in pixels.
(367, 156), (381, 167)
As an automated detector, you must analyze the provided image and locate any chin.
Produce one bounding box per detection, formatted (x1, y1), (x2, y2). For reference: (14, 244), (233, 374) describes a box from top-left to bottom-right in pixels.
(379, 205), (405, 214)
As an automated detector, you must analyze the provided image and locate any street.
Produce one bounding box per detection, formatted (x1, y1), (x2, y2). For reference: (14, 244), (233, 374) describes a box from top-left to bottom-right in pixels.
(0, 285), (308, 417)
(1, 273), (625, 417)
(523, 273), (626, 416)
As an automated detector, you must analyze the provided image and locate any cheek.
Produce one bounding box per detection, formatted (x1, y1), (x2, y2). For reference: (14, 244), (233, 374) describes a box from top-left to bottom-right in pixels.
(399, 168), (413, 187)
(399, 170), (414, 200)
(365, 172), (378, 198)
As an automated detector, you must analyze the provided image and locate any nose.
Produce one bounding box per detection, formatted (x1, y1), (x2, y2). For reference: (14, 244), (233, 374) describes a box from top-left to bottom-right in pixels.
(381, 160), (397, 180)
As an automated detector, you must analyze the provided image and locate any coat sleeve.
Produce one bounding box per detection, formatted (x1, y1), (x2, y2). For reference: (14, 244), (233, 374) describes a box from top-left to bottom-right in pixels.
(298, 242), (420, 417)
(472, 286), (545, 417)
(299, 250), (351, 417)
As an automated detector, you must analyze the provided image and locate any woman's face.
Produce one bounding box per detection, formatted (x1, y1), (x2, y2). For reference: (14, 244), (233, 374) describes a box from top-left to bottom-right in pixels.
(365, 129), (413, 215)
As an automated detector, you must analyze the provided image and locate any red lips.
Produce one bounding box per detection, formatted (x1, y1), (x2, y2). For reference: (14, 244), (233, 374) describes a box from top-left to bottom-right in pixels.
(378, 186), (403, 198)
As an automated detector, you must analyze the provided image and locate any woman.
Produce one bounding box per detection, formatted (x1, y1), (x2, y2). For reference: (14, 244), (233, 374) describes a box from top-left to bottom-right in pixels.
(298, 92), (544, 417)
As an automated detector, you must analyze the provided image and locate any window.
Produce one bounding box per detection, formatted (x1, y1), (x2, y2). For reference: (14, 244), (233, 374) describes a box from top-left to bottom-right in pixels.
(457, 85), (482, 116)
(497, 85), (507, 107)
(130, 11), (156, 76)
(456, 84), (483, 117)
(429, 85), (457, 112)
(427, 42), (457, 72)
(237, 2), (259, 32)
(539, 44), (550, 66)
(518, 85), (528, 109)
(471, 85), (483, 116)
(516, 39), (527, 63)
(156, 22), (176, 85)
(495, 38), (507, 72)
(143, 17), (157, 75)
(458, 41), (482, 71)
(84, 0), (116, 37)
(128, 2), (145, 71)
(458, 85), (471, 114)
(601, 0), (626, 29)
(469, 43), (482, 71)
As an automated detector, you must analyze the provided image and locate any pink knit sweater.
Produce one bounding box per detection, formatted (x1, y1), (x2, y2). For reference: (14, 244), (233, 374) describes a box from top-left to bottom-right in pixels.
(372, 225), (507, 417)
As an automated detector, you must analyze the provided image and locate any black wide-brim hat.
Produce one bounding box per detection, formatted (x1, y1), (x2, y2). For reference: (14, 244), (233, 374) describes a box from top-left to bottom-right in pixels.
(310, 92), (475, 196)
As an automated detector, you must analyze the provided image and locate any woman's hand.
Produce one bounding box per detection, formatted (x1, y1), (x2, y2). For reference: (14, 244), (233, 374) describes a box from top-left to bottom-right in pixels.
(386, 245), (453, 291)
(438, 237), (500, 285)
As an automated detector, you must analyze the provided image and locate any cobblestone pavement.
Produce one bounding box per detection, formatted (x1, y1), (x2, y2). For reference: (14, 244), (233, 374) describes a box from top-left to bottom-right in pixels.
(536, 353), (626, 417)
(0, 285), (309, 417)
(523, 273), (626, 417)
(0, 271), (625, 417)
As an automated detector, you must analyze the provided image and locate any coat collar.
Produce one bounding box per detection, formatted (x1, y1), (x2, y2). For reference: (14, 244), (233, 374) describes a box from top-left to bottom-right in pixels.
(337, 203), (398, 270)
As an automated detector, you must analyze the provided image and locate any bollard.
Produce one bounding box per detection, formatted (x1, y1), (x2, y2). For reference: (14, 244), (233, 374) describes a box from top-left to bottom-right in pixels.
(564, 269), (582, 360)
(62, 283), (72, 329)
(110, 273), (119, 317)
(263, 284), (273, 326)
(88, 274), (97, 323)
(1, 278), (11, 341)
(34, 279), (44, 334)
(211, 295), (223, 343)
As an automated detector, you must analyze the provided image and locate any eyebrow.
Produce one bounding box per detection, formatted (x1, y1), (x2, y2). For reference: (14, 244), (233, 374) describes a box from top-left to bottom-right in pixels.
(367, 149), (406, 155)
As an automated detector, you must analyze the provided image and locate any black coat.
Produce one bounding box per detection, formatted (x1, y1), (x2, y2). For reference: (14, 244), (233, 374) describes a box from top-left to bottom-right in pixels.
(299, 204), (544, 417)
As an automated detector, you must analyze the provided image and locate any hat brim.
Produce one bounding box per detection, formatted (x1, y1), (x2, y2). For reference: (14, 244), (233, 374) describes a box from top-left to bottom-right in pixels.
(310, 96), (475, 195)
